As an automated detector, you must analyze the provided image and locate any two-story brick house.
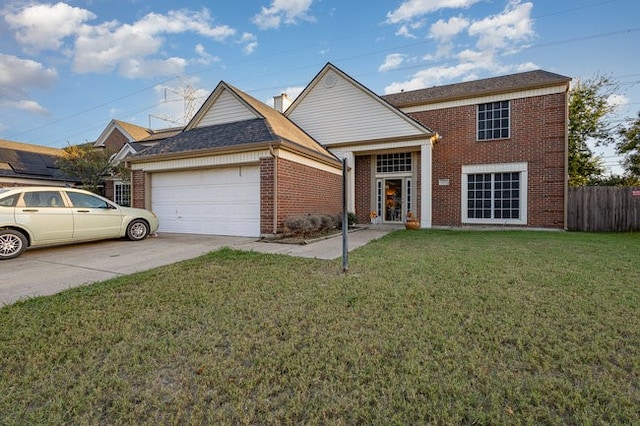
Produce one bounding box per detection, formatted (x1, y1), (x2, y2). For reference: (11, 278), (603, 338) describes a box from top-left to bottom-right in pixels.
(381, 69), (571, 229)
(128, 63), (570, 236)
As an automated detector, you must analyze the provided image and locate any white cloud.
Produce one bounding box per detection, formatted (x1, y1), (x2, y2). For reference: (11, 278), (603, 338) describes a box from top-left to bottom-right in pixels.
(5, 4), (238, 79)
(253, 0), (315, 30)
(384, 1), (537, 94)
(384, 62), (480, 93)
(264, 86), (305, 107)
(429, 16), (469, 43)
(379, 54), (407, 72)
(0, 54), (57, 89)
(118, 57), (187, 79)
(4, 2), (95, 51)
(130, 9), (235, 41)
(395, 25), (417, 39)
(2, 100), (49, 115)
(152, 78), (209, 125)
(608, 94), (629, 108)
(0, 54), (55, 115)
(0, 53), (57, 116)
(468, 1), (534, 52)
(194, 44), (220, 65)
(72, 9), (236, 78)
(386, 0), (481, 24)
(383, 52), (538, 94)
(240, 33), (258, 55)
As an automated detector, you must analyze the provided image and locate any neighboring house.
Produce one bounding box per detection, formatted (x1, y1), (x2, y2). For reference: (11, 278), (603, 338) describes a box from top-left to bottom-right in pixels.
(0, 139), (77, 188)
(128, 63), (570, 237)
(93, 119), (181, 205)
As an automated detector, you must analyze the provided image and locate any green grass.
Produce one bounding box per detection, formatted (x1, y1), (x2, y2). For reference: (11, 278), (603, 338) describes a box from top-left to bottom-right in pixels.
(1, 230), (638, 424)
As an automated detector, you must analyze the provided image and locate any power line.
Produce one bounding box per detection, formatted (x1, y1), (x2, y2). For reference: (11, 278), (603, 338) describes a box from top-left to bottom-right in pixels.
(4, 3), (638, 145)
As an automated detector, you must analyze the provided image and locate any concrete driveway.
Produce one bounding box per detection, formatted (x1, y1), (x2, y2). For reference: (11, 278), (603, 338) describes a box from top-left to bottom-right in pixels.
(0, 228), (393, 305)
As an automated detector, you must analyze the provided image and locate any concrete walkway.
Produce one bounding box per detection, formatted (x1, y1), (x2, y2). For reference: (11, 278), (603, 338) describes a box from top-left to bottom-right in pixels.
(0, 227), (396, 305)
(241, 226), (396, 260)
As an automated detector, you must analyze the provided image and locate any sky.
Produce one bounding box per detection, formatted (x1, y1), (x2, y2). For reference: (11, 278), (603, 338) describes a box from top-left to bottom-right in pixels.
(1, 0), (639, 174)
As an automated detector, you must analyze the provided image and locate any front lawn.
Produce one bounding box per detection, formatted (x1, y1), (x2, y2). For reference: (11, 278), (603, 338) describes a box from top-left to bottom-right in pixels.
(1, 230), (638, 424)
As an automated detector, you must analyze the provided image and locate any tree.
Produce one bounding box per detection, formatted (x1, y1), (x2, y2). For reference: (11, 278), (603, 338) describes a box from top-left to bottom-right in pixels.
(617, 112), (640, 181)
(568, 74), (618, 186)
(56, 144), (122, 193)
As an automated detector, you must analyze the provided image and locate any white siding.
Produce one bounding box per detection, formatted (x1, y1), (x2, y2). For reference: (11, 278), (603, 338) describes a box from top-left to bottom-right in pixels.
(130, 150), (269, 172)
(196, 90), (258, 128)
(287, 70), (426, 146)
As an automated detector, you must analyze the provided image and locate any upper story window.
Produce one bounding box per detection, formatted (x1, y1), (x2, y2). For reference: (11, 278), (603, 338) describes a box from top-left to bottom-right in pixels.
(477, 101), (510, 140)
(376, 153), (412, 173)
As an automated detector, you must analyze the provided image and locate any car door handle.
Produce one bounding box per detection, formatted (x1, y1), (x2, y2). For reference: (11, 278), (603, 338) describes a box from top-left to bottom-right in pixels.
(22, 209), (39, 212)
(76, 209), (90, 213)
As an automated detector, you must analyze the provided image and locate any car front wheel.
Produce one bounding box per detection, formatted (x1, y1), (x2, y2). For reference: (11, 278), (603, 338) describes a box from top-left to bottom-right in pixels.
(126, 219), (149, 241)
(0, 229), (28, 260)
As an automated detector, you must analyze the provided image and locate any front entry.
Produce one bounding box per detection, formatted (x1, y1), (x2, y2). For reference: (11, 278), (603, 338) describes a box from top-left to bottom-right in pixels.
(376, 177), (413, 223)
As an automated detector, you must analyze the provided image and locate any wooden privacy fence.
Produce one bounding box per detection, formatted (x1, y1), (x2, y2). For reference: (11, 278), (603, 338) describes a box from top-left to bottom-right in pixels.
(567, 186), (640, 232)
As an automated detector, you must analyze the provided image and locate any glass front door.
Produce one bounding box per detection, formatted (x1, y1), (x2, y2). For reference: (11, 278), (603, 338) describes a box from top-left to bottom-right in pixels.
(384, 179), (403, 222)
(376, 177), (412, 223)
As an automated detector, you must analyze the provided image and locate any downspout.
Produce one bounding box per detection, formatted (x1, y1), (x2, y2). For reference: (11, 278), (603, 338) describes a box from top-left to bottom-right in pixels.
(269, 145), (278, 235)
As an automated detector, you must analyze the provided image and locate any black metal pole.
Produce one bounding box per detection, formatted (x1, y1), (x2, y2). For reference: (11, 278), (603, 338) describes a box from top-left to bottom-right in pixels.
(342, 157), (348, 273)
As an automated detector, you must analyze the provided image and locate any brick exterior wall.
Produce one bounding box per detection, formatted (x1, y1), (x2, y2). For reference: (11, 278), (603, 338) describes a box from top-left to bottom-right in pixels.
(103, 128), (128, 154)
(104, 180), (114, 201)
(260, 158), (275, 234)
(261, 156), (342, 234)
(131, 170), (146, 209)
(409, 92), (567, 229)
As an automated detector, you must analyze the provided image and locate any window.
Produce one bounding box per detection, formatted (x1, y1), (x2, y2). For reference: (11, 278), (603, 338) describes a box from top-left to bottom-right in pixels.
(376, 153), (412, 173)
(0, 194), (18, 207)
(23, 191), (64, 207)
(114, 182), (131, 206)
(462, 163), (527, 225)
(478, 101), (509, 140)
(66, 191), (111, 209)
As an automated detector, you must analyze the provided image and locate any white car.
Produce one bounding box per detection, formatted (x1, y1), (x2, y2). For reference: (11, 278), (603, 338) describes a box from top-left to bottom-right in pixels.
(0, 186), (159, 260)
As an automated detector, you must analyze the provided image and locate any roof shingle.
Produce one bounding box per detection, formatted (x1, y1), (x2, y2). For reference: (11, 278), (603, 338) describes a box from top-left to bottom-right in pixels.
(382, 70), (571, 107)
(134, 118), (276, 157)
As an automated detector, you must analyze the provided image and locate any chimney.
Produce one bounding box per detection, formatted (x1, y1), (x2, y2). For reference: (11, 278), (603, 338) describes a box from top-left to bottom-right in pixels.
(273, 93), (292, 113)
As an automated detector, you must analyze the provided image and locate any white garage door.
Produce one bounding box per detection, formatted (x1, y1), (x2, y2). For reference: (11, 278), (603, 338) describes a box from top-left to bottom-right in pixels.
(151, 166), (260, 237)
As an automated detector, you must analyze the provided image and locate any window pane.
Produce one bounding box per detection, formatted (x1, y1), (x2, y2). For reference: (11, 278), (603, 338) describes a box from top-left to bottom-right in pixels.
(477, 101), (510, 140)
(467, 171), (521, 222)
(376, 153), (412, 173)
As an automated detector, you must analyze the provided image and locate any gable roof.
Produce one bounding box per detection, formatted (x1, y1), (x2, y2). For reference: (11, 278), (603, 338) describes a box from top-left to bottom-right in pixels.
(133, 118), (276, 157)
(382, 70), (572, 108)
(132, 82), (338, 164)
(285, 63), (433, 146)
(0, 139), (71, 182)
(140, 126), (183, 142)
(185, 81), (333, 158)
(94, 119), (153, 148)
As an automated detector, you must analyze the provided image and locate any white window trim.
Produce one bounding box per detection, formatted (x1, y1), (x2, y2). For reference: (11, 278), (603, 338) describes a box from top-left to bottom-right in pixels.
(114, 180), (131, 207)
(461, 162), (527, 225)
(477, 101), (511, 141)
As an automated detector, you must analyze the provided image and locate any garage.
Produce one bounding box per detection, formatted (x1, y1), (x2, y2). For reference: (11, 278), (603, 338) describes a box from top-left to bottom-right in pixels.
(151, 166), (260, 237)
